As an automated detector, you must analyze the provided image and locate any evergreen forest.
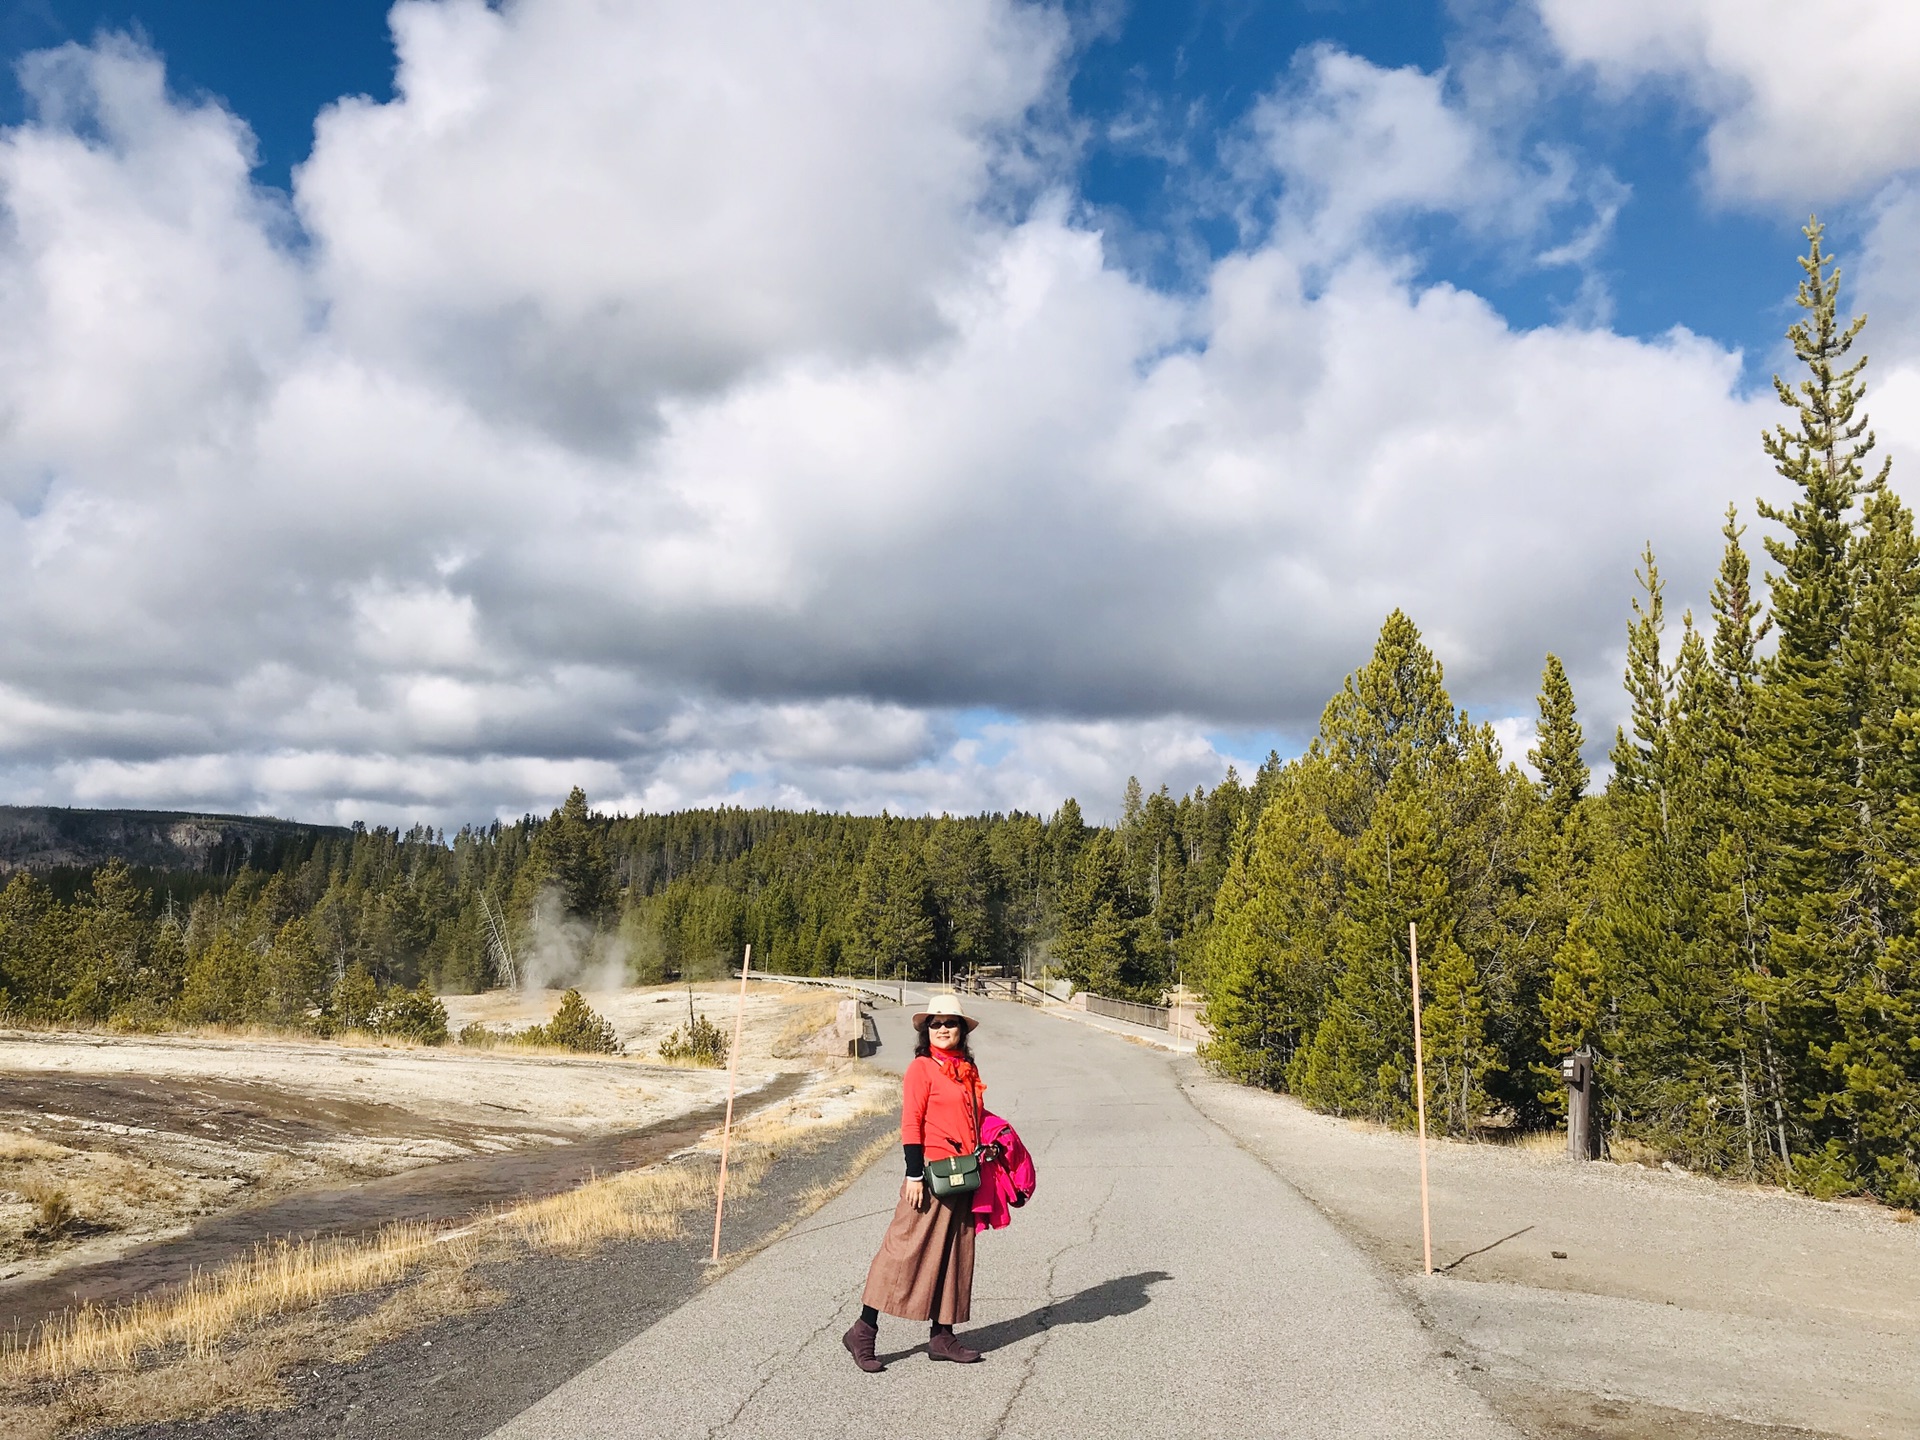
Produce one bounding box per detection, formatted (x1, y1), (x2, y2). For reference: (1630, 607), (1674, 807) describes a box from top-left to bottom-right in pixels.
(1202, 221), (1920, 1206)
(0, 780), (1259, 1035)
(2, 222), (1917, 1205)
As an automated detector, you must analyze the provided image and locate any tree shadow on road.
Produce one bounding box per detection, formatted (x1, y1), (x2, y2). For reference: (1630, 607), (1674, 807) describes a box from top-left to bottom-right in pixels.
(878, 1271), (1171, 1363)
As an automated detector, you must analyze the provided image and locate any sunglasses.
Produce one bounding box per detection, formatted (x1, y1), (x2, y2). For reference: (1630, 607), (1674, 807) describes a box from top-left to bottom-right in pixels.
(925, 1018), (964, 1030)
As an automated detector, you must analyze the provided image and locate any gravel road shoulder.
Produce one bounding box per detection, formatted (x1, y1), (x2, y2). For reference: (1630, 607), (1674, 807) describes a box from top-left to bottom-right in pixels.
(1178, 1060), (1919, 1440)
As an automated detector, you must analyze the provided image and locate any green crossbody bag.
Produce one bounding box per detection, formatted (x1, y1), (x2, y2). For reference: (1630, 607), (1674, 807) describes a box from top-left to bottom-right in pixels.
(924, 1151), (982, 1198)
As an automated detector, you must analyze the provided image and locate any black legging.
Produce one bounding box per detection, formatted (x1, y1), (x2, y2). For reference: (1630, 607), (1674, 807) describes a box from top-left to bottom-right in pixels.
(859, 1303), (952, 1335)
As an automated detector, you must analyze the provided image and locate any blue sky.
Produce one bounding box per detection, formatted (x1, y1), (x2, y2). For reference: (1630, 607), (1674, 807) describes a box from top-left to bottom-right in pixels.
(0, 0), (1814, 359)
(0, 0), (1914, 825)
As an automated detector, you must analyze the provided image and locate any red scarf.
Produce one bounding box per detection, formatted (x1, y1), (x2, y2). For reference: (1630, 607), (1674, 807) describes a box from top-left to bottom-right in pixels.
(931, 1048), (984, 1137)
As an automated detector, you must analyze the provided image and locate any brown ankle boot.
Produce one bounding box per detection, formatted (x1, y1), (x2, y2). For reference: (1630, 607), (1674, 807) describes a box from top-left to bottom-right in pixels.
(842, 1318), (885, 1373)
(928, 1330), (981, 1364)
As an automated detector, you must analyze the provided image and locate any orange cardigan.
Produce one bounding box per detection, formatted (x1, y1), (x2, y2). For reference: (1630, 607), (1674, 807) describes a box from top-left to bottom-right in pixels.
(900, 1053), (983, 1158)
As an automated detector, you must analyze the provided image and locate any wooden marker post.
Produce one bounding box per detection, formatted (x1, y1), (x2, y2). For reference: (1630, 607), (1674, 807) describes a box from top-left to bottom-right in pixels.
(710, 943), (752, 1262)
(1409, 922), (1433, 1276)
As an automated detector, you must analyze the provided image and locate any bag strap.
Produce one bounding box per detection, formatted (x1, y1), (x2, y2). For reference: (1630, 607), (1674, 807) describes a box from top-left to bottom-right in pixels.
(938, 1055), (982, 1153)
(962, 1066), (982, 1153)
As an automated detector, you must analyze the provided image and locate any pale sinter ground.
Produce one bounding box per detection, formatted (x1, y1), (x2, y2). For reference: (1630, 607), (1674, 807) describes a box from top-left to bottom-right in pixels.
(0, 982), (850, 1293)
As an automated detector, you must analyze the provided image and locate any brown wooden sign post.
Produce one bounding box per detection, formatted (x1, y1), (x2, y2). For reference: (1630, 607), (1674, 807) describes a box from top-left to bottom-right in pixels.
(1562, 1047), (1598, 1161)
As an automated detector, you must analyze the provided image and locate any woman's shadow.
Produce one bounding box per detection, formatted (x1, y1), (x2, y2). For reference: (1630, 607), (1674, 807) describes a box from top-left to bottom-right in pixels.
(878, 1271), (1170, 1363)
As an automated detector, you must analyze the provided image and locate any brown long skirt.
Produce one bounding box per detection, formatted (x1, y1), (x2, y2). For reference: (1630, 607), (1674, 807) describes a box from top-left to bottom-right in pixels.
(861, 1189), (976, 1324)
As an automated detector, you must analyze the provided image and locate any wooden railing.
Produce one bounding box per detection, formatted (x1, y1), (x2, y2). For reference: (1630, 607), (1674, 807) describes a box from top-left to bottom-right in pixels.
(954, 974), (1049, 1006)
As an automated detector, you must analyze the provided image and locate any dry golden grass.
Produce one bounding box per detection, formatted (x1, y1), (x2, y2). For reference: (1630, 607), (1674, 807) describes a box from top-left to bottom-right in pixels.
(648, 1051), (727, 1070)
(3, 1139), (227, 1264)
(0, 1134), (66, 1165)
(2, 1221), (480, 1384)
(1504, 1129), (1568, 1158)
(0, 1260), (508, 1440)
(788, 1133), (895, 1216)
(702, 1132), (896, 1283)
(458, 1034), (642, 1061)
(770, 996), (843, 1058)
(503, 1162), (710, 1252)
(0, 1160), (738, 1394)
(0, 1062), (893, 1438)
(14, 1180), (73, 1237)
(729, 1072), (892, 1152)
(1605, 1134), (1666, 1166)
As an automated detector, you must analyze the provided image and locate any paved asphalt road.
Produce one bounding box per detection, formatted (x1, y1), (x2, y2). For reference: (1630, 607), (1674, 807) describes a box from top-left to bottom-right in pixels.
(490, 995), (1519, 1439)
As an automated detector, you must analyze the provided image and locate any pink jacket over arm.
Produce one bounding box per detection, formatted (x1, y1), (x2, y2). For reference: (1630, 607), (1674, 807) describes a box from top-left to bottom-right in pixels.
(972, 1113), (1036, 1233)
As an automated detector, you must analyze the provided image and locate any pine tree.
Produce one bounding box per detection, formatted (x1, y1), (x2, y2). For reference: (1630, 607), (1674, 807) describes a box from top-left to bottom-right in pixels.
(1198, 765), (1343, 1085)
(1753, 217), (1892, 1192)
(525, 787), (616, 921)
(1296, 774), (1496, 1132)
(1519, 656), (1597, 1113)
(1211, 611), (1516, 1134)
(1052, 831), (1162, 1002)
(1595, 555), (1742, 1166)
(1701, 509), (1789, 1174)
(849, 820), (936, 981)
(1862, 676), (1920, 1204)
(1530, 655), (1588, 823)
(1611, 545), (1670, 819)
(925, 824), (1000, 976)
(1318, 610), (1461, 832)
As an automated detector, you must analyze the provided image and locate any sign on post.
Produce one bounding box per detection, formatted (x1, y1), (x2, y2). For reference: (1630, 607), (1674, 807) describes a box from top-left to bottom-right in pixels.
(1561, 1047), (1598, 1161)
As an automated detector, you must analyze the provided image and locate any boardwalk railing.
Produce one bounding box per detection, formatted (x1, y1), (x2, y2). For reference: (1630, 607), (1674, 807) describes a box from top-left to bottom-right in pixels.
(954, 974), (1049, 1006)
(1085, 994), (1171, 1030)
(735, 970), (905, 1006)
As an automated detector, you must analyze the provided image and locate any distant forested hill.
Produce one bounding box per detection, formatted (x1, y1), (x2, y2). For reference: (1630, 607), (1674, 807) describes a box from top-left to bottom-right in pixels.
(0, 777), (1263, 1023)
(0, 806), (346, 880)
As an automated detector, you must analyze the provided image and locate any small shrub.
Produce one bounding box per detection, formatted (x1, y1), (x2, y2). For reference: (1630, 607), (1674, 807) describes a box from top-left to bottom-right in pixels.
(372, 984), (450, 1046)
(22, 1180), (74, 1238)
(1791, 1142), (1861, 1200)
(659, 1014), (729, 1067)
(457, 1020), (502, 1047)
(331, 965), (381, 1030)
(106, 999), (171, 1034)
(531, 989), (621, 1054)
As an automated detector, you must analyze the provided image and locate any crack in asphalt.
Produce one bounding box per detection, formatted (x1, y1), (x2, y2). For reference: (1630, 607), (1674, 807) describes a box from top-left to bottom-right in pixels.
(982, 1177), (1120, 1440)
(706, 1299), (851, 1440)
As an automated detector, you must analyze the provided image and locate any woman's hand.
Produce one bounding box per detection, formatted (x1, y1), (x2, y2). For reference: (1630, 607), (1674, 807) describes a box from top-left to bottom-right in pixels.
(904, 1177), (930, 1211)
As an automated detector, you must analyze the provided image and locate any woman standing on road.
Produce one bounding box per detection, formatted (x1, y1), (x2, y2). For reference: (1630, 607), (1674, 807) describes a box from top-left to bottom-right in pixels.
(843, 995), (987, 1372)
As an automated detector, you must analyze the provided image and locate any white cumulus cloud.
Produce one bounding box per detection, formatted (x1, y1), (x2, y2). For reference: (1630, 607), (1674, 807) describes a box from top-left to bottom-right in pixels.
(0, 9), (1799, 826)
(1535, 0), (1920, 203)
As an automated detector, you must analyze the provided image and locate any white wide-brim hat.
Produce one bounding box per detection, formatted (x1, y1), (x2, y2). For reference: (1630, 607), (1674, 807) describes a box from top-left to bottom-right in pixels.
(911, 993), (979, 1032)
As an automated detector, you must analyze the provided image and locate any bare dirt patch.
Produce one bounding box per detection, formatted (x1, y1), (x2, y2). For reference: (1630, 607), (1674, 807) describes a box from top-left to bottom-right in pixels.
(0, 982), (853, 1327)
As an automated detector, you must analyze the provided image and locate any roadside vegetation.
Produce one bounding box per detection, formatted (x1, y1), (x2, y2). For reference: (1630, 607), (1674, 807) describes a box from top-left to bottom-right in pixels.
(1201, 221), (1920, 1208)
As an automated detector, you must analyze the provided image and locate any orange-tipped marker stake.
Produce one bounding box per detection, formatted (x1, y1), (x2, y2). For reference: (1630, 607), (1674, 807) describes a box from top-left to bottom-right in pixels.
(710, 943), (751, 1262)
(1410, 922), (1433, 1276)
